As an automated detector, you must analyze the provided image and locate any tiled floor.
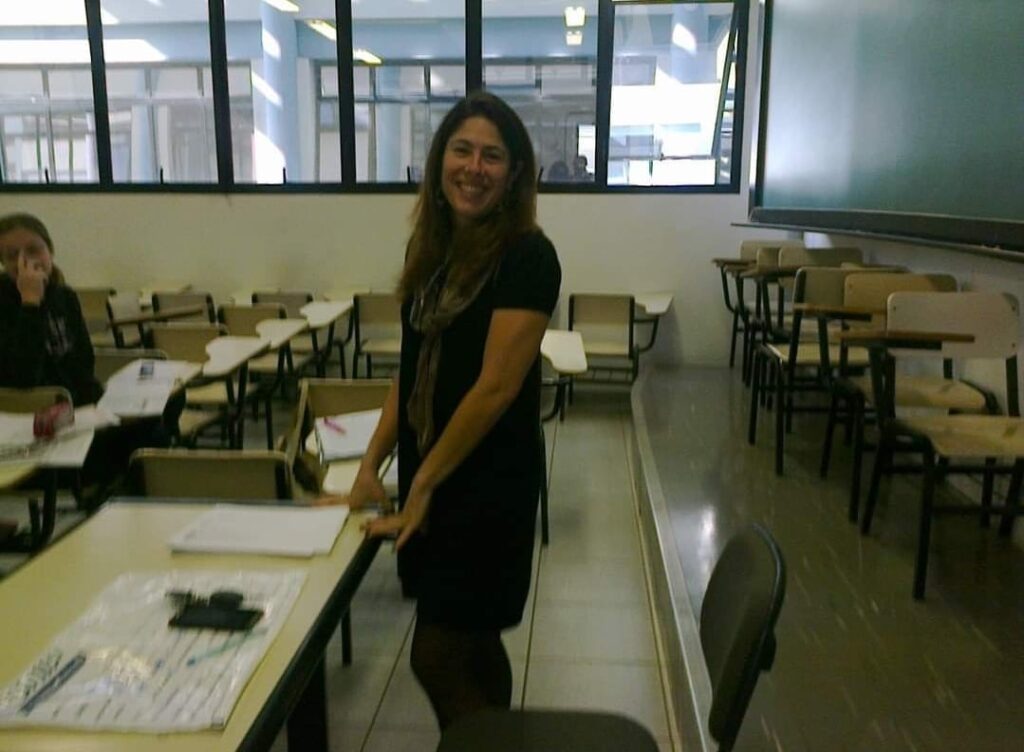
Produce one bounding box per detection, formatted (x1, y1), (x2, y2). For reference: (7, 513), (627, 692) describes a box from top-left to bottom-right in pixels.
(275, 387), (675, 751)
(638, 365), (1024, 752)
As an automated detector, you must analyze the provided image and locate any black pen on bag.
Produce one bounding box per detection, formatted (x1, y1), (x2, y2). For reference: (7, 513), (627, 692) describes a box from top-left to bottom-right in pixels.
(20, 653), (86, 715)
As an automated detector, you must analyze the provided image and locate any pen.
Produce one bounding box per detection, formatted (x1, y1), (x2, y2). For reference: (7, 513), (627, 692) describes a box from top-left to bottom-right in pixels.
(20, 653), (86, 714)
(186, 628), (268, 667)
(323, 417), (346, 435)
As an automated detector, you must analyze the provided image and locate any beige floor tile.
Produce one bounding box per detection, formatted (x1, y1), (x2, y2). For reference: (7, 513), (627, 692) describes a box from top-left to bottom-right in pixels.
(536, 556), (647, 606)
(324, 653), (402, 726)
(530, 602), (658, 663)
(524, 659), (670, 740)
(362, 726), (441, 752)
(374, 658), (438, 730)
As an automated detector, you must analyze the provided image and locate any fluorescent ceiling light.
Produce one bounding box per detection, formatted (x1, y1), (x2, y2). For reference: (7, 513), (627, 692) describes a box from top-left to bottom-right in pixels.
(306, 19), (336, 41)
(564, 7), (586, 28)
(263, 0), (300, 12)
(566, 30), (583, 46)
(354, 48), (383, 65)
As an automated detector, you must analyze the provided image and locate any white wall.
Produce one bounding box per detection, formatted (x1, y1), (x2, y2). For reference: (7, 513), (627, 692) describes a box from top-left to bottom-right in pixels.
(0, 191), (790, 366)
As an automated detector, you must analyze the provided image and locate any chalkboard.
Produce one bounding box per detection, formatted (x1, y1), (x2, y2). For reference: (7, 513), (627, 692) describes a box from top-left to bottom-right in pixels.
(752, 0), (1024, 250)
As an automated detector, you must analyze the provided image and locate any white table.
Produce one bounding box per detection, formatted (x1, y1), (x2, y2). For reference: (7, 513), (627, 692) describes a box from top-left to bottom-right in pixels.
(0, 500), (380, 752)
(541, 330), (588, 376)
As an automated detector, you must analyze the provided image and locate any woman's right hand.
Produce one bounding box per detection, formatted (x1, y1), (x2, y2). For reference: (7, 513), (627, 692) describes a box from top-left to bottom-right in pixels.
(313, 465), (390, 511)
(17, 253), (47, 306)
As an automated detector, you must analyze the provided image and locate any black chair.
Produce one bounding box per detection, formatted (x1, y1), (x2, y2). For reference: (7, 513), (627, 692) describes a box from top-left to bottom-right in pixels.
(437, 524), (786, 752)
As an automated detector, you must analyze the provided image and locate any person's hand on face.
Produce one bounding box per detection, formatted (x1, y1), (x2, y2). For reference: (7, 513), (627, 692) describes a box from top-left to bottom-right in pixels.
(16, 251), (48, 306)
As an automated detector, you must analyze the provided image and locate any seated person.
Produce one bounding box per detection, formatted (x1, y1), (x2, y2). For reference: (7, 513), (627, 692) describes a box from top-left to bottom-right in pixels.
(0, 212), (179, 505)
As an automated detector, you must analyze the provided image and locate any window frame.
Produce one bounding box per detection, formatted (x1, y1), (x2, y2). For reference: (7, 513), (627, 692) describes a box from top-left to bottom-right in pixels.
(0, 0), (747, 195)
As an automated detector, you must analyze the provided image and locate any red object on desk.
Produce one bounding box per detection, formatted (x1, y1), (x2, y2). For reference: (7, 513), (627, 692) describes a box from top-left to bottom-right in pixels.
(33, 401), (73, 440)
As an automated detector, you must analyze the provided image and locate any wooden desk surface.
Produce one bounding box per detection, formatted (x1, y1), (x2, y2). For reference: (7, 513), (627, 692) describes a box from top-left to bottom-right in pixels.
(255, 319), (309, 350)
(0, 461), (36, 490)
(203, 337), (269, 379)
(300, 301), (353, 330)
(0, 501), (377, 752)
(541, 330), (588, 375)
(634, 293), (673, 317)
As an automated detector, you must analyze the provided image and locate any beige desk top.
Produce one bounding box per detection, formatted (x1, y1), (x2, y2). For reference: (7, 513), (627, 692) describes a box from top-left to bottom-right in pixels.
(0, 501), (376, 752)
(0, 461), (36, 490)
(541, 330), (588, 375)
(300, 301), (353, 330)
(255, 318), (309, 350)
(202, 337), (269, 379)
(634, 293), (673, 317)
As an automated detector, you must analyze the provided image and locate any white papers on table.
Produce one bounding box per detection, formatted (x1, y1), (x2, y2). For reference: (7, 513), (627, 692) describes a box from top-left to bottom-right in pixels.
(169, 504), (349, 557)
(321, 454), (398, 496)
(0, 570), (305, 732)
(314, 408), (380, 461)
(99, 359), (196, 417)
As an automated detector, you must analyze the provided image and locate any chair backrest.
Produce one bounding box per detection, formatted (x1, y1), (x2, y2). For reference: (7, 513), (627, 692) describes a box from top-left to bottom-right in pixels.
(568, 293), (635, 357)
(0, 386), (72, 413)
(700, 524), (786, 752)
(887, 291), (1020, 361)
(253, 291), (314, 318)
(740, 239), (803, 263)
(354, 292), (402, 342)
(219, 303), (286, 337)
(844, 273), (956, 329)
(152, 291), (216, 323)
(149, 322), (227, 362)
(130, 448), (292, 500)
(74, 287), (115, 335)
(778, 246), (862, 269)
(93, 347), (167, 385)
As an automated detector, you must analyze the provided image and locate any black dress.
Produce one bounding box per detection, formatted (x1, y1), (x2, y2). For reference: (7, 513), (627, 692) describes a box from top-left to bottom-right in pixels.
(397, 230), (561, 630)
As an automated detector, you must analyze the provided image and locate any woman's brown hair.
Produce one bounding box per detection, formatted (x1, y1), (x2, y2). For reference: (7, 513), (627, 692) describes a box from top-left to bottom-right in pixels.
(0, 212), (66, 286)
(398, 92), (538, 300)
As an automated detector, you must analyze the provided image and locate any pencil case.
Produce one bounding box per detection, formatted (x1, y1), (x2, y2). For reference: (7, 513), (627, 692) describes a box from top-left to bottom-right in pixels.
(33, 401), (74, 440)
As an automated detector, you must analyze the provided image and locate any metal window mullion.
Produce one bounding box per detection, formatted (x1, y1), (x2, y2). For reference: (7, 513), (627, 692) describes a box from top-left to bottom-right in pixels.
(207, 0), (233, 187)
(466, 0), (482, 92)
(41, 72), (58, 182)
(595, 0), (614, 187)
(336, 0), (357, 184)
(85, 0), (112, 184)
(729, 0), (750, 192)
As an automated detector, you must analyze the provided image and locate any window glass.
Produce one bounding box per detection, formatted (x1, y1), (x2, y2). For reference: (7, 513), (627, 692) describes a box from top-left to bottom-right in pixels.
(610, 2), (738, 186)
(0, 2), (98, 183)
(483, 1), (598, 184)
(225, 0), (336, 183)
(101, 0), (218, 183)
(352, 0), (466, 182)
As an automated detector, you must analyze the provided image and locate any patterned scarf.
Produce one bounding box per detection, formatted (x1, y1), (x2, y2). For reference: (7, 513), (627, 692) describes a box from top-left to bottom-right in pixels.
(406, 252), (501, 455)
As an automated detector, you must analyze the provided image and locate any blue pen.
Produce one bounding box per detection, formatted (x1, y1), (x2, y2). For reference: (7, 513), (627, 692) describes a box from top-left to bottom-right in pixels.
(186, 628), (268, 667)
(20, 653), (86, 715)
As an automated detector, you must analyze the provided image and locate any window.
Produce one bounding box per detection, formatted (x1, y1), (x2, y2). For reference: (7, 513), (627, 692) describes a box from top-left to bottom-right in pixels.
(483, 1), (598, 184)
(225, 0), (336, 183)
(0, 3), (98, 183)
(100, 0), (220, 183)
(351, 0), (466, 182)
(610, 2), (739, 186)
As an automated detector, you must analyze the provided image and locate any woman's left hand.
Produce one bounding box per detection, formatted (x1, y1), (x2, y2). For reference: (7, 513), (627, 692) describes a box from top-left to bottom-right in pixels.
(362, 481), (433, 551)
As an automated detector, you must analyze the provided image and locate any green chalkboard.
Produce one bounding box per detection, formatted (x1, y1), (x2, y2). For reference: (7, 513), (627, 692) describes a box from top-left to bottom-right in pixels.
(755, 0), (1024, 248)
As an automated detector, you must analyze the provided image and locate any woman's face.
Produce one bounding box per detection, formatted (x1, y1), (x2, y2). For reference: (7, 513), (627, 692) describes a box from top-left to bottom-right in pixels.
(0, 227), (53, 282)
(441, 115), (512, 227)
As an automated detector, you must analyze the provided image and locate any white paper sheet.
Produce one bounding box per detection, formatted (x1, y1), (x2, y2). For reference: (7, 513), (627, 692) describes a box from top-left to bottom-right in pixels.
(314, 409), (381, 461)
(100, 359), (196, 418)
(169, 504), (349, 557)
(0, 412), (95, 468)
(0, 570), (305, 732)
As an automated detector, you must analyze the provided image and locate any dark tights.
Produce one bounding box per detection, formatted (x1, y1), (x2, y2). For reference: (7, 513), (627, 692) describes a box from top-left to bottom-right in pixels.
(410, 619), (512, 730)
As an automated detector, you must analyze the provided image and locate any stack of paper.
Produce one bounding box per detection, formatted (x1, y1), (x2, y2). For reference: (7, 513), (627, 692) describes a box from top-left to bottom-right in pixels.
(169, 504), (349, 557)
(314, 408), (381, 461)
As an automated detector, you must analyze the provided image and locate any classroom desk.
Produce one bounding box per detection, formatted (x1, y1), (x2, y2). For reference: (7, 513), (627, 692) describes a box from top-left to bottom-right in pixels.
(541, 330), (588, 376)
(138, 284), (192, 308)
(300, 301), (353, 378)
(0, 500), (379, 752)
(633, 293), (673, 354)
(201, 337), (270, 449)
(255, 319), (309, 351)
